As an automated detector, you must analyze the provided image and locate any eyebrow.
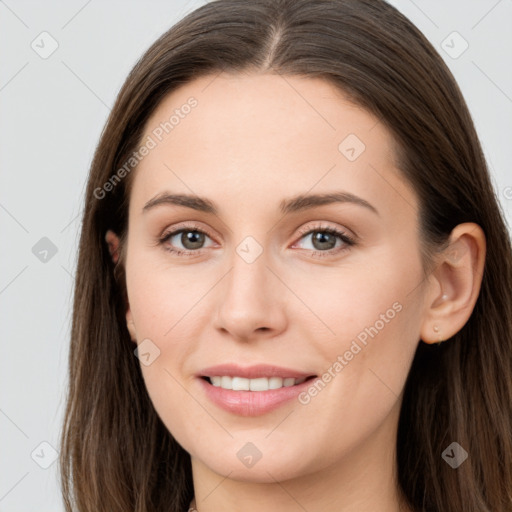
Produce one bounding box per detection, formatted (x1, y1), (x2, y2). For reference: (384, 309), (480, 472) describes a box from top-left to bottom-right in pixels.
(142, 191), (379, 216)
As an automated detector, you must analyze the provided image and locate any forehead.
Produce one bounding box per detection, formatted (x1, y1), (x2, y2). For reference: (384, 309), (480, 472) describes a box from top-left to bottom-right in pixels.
(128, 72), (412, 220)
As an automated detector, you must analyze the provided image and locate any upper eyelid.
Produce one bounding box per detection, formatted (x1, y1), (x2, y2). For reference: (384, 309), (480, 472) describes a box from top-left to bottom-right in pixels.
(296, 222), (352, 236)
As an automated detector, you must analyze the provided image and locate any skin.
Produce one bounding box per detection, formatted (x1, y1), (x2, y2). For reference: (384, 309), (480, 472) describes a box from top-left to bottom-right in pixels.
(105, 71), (486, 512)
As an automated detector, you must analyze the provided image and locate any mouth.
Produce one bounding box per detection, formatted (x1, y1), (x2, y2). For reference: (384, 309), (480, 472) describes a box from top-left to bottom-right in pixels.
(198, 373), (318, 416)
(196, 363), (318, 415)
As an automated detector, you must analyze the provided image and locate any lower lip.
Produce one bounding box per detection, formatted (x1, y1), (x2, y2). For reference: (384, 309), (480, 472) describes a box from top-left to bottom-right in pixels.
(197, 377), (316, 416)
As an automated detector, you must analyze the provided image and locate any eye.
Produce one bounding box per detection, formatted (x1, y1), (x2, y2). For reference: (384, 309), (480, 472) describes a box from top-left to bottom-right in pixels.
(293, 223), (356, 257)
(158, 223), (216, 256)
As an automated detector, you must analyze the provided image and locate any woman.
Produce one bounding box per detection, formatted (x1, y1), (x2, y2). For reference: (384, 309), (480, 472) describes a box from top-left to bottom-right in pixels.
(59, 0), (512, 511)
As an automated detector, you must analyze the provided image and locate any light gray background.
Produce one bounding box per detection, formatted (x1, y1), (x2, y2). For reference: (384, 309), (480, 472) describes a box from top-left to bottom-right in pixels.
(1, 1), (511, 510)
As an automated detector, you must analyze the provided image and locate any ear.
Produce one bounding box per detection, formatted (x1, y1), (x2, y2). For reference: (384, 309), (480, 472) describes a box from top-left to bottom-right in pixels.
(420, 222), (486, 344)
(105, 229), (137, 343)
(105, 229), (120, 264)
(125, 308), (138, 343)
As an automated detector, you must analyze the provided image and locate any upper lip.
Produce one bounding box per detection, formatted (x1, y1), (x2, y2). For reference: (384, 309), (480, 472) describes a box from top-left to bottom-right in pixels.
(198, 364), (316, 380)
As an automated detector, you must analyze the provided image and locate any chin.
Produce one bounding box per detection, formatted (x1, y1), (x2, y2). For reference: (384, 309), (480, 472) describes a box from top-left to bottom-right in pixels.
(191, 442), (318, 483)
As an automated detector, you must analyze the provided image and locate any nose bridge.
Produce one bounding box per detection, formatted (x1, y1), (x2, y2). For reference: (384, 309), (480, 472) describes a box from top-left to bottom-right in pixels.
(224, 236), (272, 308)
(214, 233), (286, 337)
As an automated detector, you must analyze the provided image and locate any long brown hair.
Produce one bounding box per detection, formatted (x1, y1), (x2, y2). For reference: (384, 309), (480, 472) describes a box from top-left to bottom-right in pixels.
(59, 1), (512, 510)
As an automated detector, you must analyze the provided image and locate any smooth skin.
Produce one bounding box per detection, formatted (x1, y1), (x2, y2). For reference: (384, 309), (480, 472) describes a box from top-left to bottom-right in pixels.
(105, 72), (485, 512)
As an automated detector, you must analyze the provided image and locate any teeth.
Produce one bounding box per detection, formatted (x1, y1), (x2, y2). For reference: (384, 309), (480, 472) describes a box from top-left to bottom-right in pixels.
(208, 376), (307, 391)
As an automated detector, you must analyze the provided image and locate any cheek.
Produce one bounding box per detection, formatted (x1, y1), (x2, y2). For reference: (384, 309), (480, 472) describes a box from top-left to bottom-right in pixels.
(289, 254), (420, 349)
(126, 250), (200, 335)
(125, 254), (211, 435)
(290, 252), (422, 409)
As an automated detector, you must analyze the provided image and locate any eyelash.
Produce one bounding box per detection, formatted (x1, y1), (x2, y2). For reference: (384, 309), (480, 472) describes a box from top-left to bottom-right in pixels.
(158, 222), (356, 259)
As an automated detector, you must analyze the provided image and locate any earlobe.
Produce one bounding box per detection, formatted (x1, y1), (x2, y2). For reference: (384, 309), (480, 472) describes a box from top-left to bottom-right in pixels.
(420, 222), (486, 344)
(105, 229), (120, 264)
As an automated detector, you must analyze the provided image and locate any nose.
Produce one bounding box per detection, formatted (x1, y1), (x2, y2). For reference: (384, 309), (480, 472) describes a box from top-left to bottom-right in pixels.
(213, 246), (288, 342)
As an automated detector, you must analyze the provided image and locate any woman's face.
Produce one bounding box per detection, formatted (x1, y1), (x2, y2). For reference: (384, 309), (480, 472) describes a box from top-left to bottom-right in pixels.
(123, 72), (429, 482)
